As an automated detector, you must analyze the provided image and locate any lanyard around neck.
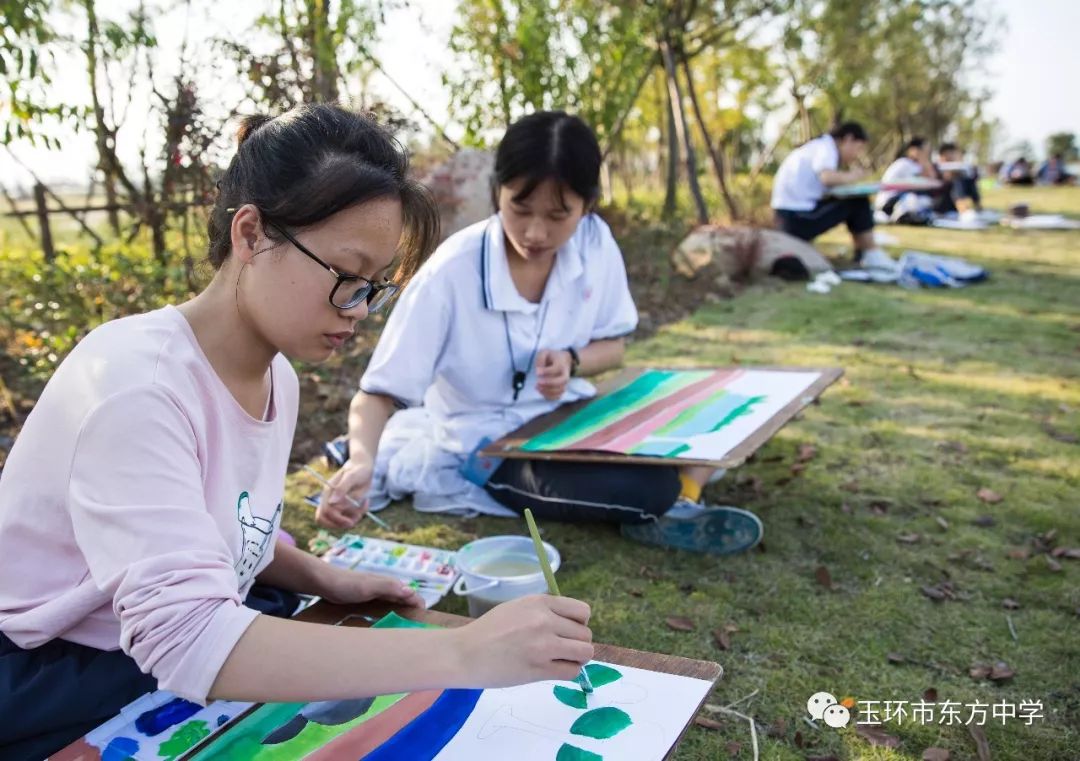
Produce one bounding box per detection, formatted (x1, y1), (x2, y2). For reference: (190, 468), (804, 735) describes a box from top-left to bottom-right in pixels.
(481, 220), (552, 402)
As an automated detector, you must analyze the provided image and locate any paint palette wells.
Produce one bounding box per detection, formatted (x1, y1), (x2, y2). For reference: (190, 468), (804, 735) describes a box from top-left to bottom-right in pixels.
(322, 534), (459, 608)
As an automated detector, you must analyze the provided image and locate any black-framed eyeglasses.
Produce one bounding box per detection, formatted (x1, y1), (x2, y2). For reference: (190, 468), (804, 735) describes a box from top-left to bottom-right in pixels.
(264, 219), (399, 313)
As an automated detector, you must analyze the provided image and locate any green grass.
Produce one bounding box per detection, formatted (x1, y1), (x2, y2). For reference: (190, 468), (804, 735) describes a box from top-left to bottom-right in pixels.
(3, 181), (1073, 758)
(283, 185), (1080, 760)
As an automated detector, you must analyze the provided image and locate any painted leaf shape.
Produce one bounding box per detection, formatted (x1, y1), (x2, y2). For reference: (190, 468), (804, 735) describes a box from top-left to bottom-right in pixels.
(557, 743), (604, 761)
(570, 707), (633, 740)
(554, 685), (588, 710)
(581, 663), (622, 688)
(159, 720), (211, 760)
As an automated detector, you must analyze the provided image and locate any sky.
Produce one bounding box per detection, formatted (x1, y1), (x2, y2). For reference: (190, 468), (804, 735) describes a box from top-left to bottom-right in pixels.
(2, 0), (1077, 189)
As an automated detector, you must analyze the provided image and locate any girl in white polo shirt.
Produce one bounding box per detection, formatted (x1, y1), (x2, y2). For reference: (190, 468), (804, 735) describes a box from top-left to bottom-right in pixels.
(319, 111), (762, 556)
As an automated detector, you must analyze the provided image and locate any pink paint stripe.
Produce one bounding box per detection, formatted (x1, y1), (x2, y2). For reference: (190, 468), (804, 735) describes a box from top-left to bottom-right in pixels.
(599, 381), (734, 453)
(567, 369), (742, 451)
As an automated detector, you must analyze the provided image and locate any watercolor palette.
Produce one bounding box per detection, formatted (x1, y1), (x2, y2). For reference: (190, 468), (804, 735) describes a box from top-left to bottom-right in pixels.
(49, 690), (250, 761)
(322, 534), (459, 608)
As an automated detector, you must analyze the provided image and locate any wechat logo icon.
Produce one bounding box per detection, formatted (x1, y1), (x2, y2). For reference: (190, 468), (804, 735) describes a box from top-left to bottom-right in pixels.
(807, 691), (851, 728)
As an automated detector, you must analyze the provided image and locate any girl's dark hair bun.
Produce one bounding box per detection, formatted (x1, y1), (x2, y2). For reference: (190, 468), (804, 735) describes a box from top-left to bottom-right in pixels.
(235, 114), (273, 146)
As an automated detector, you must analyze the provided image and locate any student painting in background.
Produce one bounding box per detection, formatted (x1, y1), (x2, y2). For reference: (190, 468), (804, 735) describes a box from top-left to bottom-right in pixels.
(1000, 156), (1035, 186)
(934, 142), (983, 215)
(771, 122), (900, 277)
(875, 137), (937, 224)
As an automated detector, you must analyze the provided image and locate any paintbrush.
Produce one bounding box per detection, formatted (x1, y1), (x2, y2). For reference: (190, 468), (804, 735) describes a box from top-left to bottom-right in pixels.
(523, 508), (595, 696)
(302, 465), (392, 530)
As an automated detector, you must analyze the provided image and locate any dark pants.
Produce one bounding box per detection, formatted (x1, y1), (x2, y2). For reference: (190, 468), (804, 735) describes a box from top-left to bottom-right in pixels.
(0, 585), (300, 761)
(934, 175), (982, 214)
(775, 197), (874, 242)
(485, 459), (681, 524)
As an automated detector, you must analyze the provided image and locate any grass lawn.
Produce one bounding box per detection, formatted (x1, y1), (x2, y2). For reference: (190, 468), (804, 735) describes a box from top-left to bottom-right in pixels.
(280, 185), (1077, 759)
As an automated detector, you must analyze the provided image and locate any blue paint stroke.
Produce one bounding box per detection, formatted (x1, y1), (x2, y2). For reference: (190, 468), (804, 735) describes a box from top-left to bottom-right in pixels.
(361, 688), (482, 761)
(660, 393), (747, 438)
(216, 714), (230, 727)
(134, 697), (201, 737)
(101, 735), (139, 761)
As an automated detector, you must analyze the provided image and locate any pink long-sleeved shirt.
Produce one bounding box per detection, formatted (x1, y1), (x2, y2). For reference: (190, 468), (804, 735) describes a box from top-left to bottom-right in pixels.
(0, 305), (297, 702)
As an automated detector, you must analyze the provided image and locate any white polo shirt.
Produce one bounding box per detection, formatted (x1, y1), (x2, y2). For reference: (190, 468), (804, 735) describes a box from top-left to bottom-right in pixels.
(876, 156), (923, 209)
(360, 212), (638, 515)
(771, 135), (840, 211)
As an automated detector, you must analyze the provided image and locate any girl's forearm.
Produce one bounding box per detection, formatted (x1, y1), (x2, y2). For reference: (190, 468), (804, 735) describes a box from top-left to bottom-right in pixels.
(577, 337), (625, 376)
(256, 539), (334, 597)
(347, 391), (396, 462)
(209, 616), (464, 702)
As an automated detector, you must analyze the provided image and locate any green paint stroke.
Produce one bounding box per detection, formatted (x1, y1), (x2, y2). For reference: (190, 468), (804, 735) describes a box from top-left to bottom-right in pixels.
(570, 707), (633, 740)
(709, 395), (766, 433)
(522, 370), (706, 451)
(159, 720), (211, 760)
(553, 685), (589, 709)
(556, 743), (604, 761)
(580, 663), (622, 689)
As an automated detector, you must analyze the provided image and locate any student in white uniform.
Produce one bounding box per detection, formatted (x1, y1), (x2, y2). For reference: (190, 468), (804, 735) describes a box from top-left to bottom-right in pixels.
(876, 137), (937, 224)
(319, 111), (763, 556)
(771, 122), (899, 275)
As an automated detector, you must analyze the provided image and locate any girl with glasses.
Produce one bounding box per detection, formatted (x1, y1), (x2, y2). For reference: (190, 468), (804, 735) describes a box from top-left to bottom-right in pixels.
(319, 111), (762, 556)
(0, 104), (593, 760)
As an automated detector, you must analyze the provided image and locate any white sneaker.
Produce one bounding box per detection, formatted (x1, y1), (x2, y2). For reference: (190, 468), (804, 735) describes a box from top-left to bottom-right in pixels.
(859, 248), (901, 282)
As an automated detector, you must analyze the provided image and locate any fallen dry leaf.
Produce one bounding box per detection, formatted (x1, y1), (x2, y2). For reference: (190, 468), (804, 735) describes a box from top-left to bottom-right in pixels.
(725, 740), (742, 757)
(797, 443), (818, 462)
(923, 748), (951, 761)
(665, 616), (695, 632)
(921, 582), (956, 601)
(712, 628), (732, 651)
(694, 715), (724, 730)
(794, 730), (805, 748)
(1007, 548), (1031, 560)
(939, 440), (969, 454)
(790, 462), (807, 475)
(815, 565), (834, 590)
(841, 479), (860, 492)
(887, 652), (906, 664)
(870, 501), (890, 516)
(628, 588), (644, 598)
(1002, 598), (1021, 610)
(969, 724), (992, 761)
(969, 663), (992, 679)
(935, 516), (950, 531)
(1046, 556), (1063, 573)
(856, 725), (901, 748)
(923, 687), (939, 702)
(1051, 547), (1080, 559)
(767, 718), (788, 737)
(897, 532), (922, 544)
(989, 661), (1016, 681)
(976, 488), (1003, 504)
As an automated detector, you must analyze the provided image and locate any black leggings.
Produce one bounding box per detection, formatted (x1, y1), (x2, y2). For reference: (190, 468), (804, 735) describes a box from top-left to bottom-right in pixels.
(485, 459), (681, 524)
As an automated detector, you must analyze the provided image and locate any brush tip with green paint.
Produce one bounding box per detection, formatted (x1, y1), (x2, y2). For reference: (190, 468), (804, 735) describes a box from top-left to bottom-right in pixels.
(522, 509), (594, 695)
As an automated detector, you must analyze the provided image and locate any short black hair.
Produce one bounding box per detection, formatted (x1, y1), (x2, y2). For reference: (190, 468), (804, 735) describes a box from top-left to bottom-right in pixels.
(939, 142), (959, 154)
(897, 137), (926, 159)
(208, 104), (438, 284)
(829, 121), (868, 142)
(494, 111), (602, 210)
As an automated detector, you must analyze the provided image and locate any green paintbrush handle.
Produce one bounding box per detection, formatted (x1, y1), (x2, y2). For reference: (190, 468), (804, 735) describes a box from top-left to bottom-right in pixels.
(524, 508), (561, 597)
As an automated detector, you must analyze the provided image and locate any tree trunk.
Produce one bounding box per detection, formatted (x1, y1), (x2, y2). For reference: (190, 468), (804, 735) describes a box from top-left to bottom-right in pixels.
(663, 84), (678, 221)
(660, 37), (708, 224)
(305, 0), (339, 102)
(680, 54), (739, 221)
(83, 0), (120, 235)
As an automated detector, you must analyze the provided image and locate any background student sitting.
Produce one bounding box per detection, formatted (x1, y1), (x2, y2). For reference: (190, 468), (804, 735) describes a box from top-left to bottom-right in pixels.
(876, 137), (937, 224)
(771, 121), (899, 277)
(934, 142), (983, 214)
(1037, 154), (1075, 185)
